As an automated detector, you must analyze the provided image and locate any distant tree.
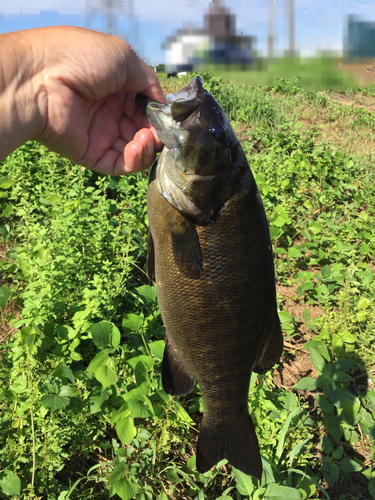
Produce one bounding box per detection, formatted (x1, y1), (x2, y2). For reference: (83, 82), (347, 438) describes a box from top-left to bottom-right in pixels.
(156, 64), (165, 72)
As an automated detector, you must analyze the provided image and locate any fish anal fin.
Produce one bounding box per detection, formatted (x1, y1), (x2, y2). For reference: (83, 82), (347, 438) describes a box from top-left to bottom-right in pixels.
(147, 230), (155, 282)
(253, 317), (284, 375)
(169, 212), (202, 280)
(162, 335), (196, 396)
(196, 415), (262, 479)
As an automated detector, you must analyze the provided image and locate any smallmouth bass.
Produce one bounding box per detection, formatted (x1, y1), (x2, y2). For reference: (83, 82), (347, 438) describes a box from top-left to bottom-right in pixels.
(136, 76), (283, 478)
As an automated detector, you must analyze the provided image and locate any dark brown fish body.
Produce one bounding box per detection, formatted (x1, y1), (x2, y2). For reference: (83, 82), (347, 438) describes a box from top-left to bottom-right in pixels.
(136, 77), (283, 478)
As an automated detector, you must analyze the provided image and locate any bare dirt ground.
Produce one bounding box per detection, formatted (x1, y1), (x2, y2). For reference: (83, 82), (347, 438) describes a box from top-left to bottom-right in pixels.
(338, 58), (375, 87)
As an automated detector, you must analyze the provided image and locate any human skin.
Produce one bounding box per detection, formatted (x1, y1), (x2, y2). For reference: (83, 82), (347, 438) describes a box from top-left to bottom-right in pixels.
(0, 26), (165, 175)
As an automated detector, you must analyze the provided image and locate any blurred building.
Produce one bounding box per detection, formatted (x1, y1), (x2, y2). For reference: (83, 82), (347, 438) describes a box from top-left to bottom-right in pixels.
(164, 3), (253, 72)
(345, 15), (375, 59)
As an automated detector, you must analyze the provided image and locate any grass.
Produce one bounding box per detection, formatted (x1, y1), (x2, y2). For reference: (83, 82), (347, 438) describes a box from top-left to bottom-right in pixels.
(0, 73), (374, 499)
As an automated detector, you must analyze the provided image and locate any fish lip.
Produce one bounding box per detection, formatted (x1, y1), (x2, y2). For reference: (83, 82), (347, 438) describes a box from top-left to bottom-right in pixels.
(136, 76), (206, 125)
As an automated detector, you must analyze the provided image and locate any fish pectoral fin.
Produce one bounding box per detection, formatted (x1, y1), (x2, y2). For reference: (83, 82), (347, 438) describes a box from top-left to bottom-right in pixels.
(196, 415), (262, 479)
(147, 230), (155, 282)
(162, 335), (196, 396)
(169, 212), (202, 280)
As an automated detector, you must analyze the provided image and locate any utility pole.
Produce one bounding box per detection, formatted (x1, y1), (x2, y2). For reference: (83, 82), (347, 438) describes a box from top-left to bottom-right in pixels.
(288, 0), (295, 57)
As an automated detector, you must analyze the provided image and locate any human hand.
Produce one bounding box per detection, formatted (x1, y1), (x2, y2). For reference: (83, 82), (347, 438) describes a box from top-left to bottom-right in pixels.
(18, 26), (165, 174)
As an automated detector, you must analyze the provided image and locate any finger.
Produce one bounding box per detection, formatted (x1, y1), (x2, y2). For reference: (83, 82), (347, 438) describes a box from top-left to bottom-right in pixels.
(122, 47), (166, 104)
(88, 128), (160, 175)
(123, 128), (157, 174)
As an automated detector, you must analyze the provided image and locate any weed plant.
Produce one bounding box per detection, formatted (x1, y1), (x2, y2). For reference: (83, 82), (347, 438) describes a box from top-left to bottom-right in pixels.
(0, 75), (374, 499)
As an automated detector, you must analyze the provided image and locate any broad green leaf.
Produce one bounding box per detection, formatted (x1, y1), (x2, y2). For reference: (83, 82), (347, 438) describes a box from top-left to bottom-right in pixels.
(333, 358), (353, 372)
(332, 371), (353, 382)
(279, 310), (293, 324)
(59, 385), (79, 398)
(332, 445), (343, 459)
(215, 497), (233, 500)
(322, 436), (333, 454)
(315, 394), (335, 416)
(136, 285), (157, 305)
(56, 324), (77, 340)
(90, 388), (109, 414)
(310, 349), (325, 373)
(89, 321), (113, 350)
(332, 335), (343, 355)
(127, 355), (155, 371)
(94, 365), (118, 388)
(41, 395), (70, 413)
(20, 326), (36, 355)
(186, 455), (196, 470)
(156, 494), (169, 500)
(289, 469), (330, 500)
(108, 462), (127, 485)
(264, 482), (302, 500)
(0, 175), (12, 189)
(324, 415), (341, 442)
(340, 457), (362, 472)
(0, 470), (21, 496)
(112, 325), (121, 348)
(288, 246), (303, 259)
(116, 416), (137, 445)
(2, 202), (13, 217)
(340, 330), (356, 344)
(357, 296), (370, 310)
(122, 313), (144, 333)
(165, 469), (181, 484)
(53, 362), (75, 384)
(273, 206), (292, 227)
(327, 385), (354, 409)
(302, 308), (310, 323)
(360, 243), (370, 255)
(149, 340), (165, 360)
(284, 391), (298, 411)
(128, 398), (153, 418)
(297, 476), (316, 499)
(111, 403), (131, 424)
(321, 264), (331, 278)
(309, 222), (323, 235)
(0, 284), (11, 307)
(87, 350), (109, 373)
(232, 467), (255, 496)
(294, 377), (318, 391)
(123, 382), (149, 402)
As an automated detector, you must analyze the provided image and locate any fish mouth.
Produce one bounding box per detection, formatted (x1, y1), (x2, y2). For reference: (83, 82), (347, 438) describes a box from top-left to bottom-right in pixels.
(135, 76), (206, 148)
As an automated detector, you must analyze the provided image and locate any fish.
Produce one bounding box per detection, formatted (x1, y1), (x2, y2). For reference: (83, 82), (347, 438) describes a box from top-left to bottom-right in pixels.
(135, 76), (283, 479)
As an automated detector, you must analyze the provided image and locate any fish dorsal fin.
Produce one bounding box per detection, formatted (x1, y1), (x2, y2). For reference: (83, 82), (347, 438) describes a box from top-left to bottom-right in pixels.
(169, 211), (202, 280)
(162, 334), (196, 396)
(147, 230), (155, 282)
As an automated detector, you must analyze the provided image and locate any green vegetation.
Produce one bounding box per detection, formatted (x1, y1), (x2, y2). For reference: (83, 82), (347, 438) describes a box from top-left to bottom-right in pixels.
(190, 56), (365, 91)
(0, 74), (374, 499)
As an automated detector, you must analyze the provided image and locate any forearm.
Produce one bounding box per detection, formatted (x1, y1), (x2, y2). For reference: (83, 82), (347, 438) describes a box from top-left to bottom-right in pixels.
(0, 30), (45, 162)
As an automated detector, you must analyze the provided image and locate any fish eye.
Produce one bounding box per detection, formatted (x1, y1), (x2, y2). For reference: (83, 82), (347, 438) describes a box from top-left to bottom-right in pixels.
(209, 122), (226, 143)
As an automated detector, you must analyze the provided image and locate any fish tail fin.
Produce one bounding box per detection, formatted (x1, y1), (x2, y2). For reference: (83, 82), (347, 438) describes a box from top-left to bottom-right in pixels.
(196, 415), (262, 479)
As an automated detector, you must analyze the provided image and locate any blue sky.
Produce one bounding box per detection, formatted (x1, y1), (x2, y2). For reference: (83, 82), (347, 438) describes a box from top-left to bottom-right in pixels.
(1, 0), (374, 65)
